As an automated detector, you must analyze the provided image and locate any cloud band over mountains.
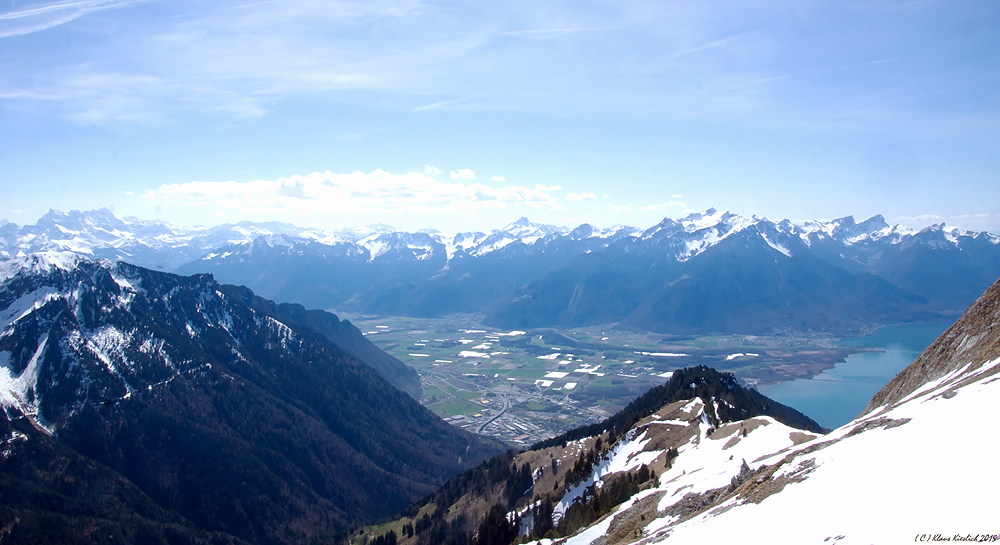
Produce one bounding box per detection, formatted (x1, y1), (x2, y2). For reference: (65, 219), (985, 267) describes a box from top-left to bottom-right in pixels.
(143, 169), (568, 216)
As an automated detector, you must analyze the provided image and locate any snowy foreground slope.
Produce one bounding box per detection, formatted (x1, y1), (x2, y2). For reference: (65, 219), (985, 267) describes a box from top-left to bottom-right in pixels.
(526, 279), (1000, 545)
(544, 359), (1000, 545)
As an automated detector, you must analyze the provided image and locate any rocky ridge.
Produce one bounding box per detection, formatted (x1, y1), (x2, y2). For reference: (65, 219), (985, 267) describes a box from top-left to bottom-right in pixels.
(862, 275), (1000, 415)
(0, 253), (499, 544)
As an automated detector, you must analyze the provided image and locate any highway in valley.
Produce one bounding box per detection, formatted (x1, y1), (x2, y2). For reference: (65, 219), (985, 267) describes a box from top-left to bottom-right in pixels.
(477, 393), (510, 434)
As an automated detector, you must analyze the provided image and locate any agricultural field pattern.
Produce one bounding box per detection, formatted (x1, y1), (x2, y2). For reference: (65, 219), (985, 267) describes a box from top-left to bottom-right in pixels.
(345, 314), (866, 444)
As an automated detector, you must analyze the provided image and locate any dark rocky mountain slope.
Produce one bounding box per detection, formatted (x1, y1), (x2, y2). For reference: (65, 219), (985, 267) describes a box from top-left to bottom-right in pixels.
(227, 287), (422, 399)
(0, 253), (500, 544)
(0, 410), (246, 545)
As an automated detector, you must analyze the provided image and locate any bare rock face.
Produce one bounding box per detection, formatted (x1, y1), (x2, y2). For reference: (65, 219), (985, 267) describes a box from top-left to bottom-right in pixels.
(727, 459), (754, 492)
(861, 275), (1000, 417)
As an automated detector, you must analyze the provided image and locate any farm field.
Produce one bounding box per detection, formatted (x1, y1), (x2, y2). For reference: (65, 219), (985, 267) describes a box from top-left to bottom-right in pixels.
(344, 313), (866, 445)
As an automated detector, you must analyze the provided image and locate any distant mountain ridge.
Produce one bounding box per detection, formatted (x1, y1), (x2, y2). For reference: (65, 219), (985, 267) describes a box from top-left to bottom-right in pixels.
(0, 253), (499, 543)
(486, 219), (937, 334)
(4, 208), (999, 335)
(0, 208), (326, 271)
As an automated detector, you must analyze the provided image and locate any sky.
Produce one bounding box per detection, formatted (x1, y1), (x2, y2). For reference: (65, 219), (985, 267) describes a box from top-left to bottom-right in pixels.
(1, 0), (998, 234)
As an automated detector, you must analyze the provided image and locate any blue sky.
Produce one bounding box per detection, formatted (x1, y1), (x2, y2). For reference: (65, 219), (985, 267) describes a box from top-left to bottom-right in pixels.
(1, 0), (998, 233)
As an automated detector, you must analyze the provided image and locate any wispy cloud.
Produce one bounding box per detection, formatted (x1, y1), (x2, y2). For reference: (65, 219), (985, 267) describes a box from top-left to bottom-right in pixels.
(671, 35), (741, 58)
(892, 214), (944, 223)
(2, 1), (775, 125)
(503, 27), (614, 39)
(413, 94), (484, 112)
(566, 192), (596, 201)
(142, 169), (566, 216)
(862, 58), (898, 66)
(451, 169), (475, 180)
(641, 201), (685, 211)
(889, 213), (1000, 233)
(1, 0), (993, 141)
(0, 0), (145, 38)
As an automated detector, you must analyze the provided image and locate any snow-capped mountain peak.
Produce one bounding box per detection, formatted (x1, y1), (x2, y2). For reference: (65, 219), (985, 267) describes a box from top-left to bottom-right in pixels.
(5, 208), (998, 332)
(1, 209), (334, 270)
(499, 216), (569, 243)
(331, 223), (399, 240)
(638, 209), (762, 261)
(5, 208), (994, 274)
(0, 251), (92, 284)
(678, 207), (727, 230)
(356, 231), (443, 262)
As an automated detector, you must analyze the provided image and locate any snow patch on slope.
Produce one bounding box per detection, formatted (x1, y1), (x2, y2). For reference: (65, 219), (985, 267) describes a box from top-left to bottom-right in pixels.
(552, 428), (659, 524)
(0, 287), (63, 332)
(0, 252), (86, 283)
(0, 333), (51, 431)
(760, 233), (791, 257)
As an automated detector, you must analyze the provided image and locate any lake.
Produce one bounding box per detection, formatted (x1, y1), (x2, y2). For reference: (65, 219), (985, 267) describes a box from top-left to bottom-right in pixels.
(757, 320), (953, 430)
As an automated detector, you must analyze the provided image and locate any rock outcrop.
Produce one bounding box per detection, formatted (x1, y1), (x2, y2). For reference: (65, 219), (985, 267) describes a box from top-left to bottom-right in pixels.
(861, 275), (1000, 416)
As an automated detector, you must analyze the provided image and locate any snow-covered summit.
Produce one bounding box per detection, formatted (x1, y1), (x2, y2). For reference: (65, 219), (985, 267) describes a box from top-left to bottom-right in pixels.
(500, 217), (569, 243)
(330, 223), (399, 240)
(638, 209), (762, 261)
(0, 251), (91, 284)
(357, 231), (444, 262)
(0, 209), (326, 270)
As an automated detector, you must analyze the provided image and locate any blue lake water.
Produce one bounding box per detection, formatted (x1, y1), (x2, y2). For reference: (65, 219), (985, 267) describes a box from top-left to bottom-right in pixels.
(757, 320), (953, 430)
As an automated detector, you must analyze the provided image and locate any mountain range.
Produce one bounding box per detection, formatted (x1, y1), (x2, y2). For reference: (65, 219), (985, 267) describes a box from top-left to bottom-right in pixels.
(4, 208), (998, 336)
(0, 253), (499, 544)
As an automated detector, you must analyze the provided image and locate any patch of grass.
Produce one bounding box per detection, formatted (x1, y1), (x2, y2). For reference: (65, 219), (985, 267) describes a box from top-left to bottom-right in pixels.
(428, 400), (482, 416)
(421, 386), (445, 398)
(690, 336), (721, 348)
